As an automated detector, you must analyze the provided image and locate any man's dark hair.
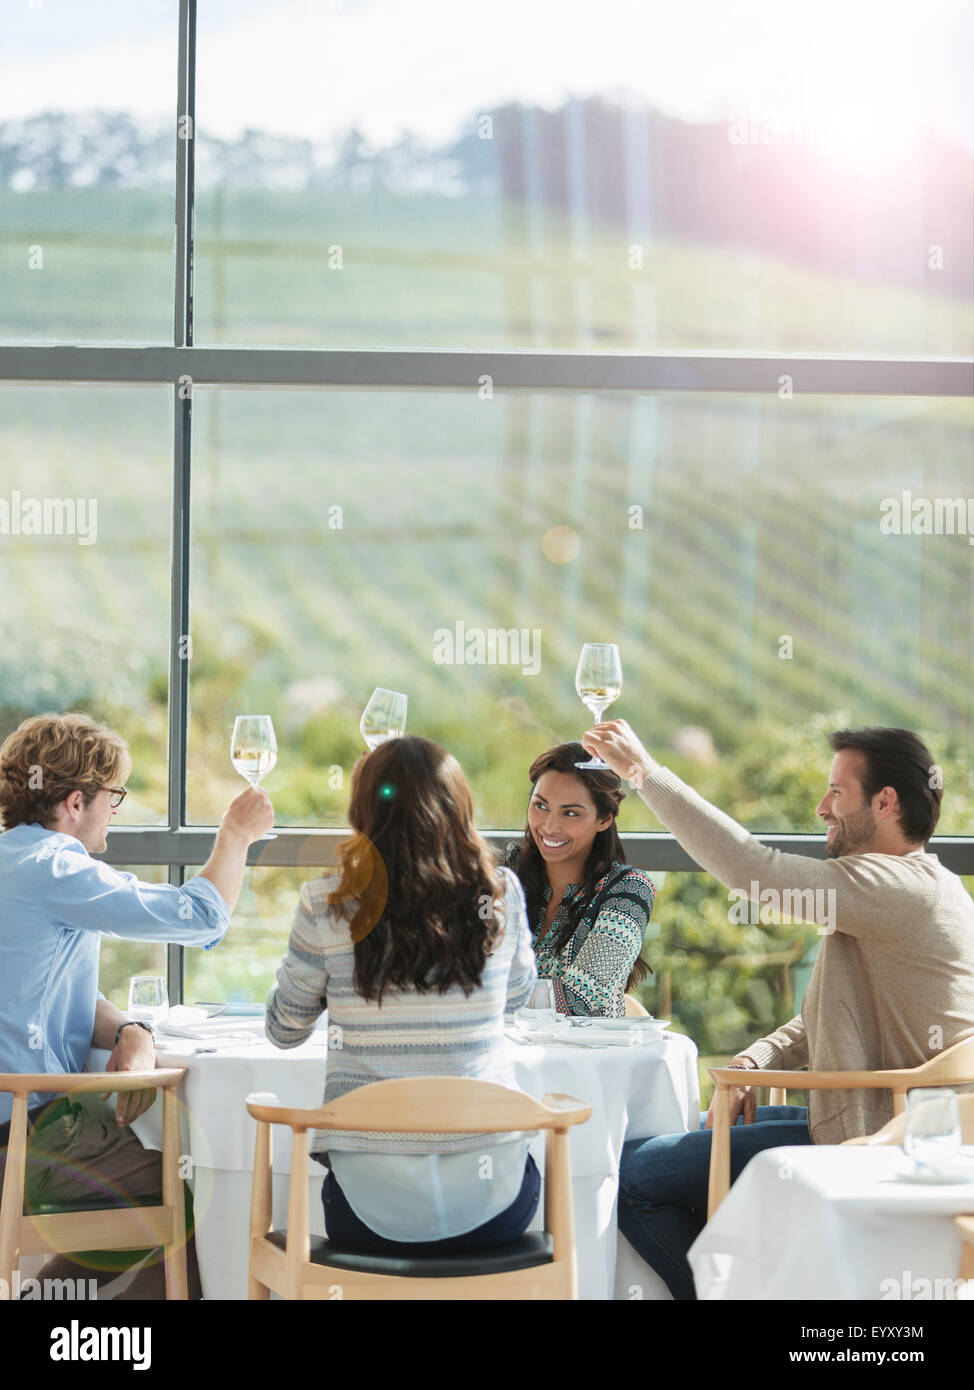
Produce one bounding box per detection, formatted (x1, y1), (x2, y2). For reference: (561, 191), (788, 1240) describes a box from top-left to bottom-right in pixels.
(828, 727), (941, 845)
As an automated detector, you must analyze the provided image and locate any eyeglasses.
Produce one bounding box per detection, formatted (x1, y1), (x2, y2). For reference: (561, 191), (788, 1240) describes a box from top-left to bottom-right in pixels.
(104, 787), (127, 809)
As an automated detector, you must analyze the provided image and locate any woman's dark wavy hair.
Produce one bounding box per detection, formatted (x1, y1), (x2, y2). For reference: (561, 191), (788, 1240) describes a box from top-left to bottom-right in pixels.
(513, 742), (650, 989)
(328, 735), (505, 1003)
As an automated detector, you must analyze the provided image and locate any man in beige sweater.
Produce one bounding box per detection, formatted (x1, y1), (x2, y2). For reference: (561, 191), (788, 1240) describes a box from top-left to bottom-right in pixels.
(580, 721), (974, 1300)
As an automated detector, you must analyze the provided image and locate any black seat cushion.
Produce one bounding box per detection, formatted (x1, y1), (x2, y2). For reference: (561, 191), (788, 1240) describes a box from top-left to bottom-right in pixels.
(265, 1229), (554, 1278)
(26, 1193), (164, 1217)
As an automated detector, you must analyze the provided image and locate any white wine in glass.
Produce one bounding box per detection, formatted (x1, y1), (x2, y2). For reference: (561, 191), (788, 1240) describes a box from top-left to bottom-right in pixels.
(231, 714), (277, 839)
(575, 643), (622, 769)
(360, 688), (408, 750)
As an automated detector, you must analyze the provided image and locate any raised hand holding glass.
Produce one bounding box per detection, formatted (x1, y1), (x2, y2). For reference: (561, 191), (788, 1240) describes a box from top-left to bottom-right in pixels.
(575, 644), (622, 769)
(231, 714), (277, 839)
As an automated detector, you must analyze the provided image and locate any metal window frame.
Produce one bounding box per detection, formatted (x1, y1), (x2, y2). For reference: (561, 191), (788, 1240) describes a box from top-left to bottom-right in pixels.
(3, 2), (973, 1000)
(1, 346), (971, 394)
(102, 826), (974, 877)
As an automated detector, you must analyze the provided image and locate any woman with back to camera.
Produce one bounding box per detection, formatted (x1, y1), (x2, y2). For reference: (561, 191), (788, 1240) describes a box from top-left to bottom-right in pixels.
(266, 735), (540, 1254)
(505, 742), (655, 1017)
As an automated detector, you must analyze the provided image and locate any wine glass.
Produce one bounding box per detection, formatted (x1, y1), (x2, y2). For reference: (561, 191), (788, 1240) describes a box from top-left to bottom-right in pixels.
(128, 975), (169, 1024)
(360, 688), (407, 750)
(231, 714), (277, 839)
(574, 643), (622, 769)
(903, 1088), (962, 1175)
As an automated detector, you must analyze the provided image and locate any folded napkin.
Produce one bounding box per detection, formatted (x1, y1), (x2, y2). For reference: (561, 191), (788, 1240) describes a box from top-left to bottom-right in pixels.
(156, 1013), (266, 1039)
(155, 1031), (262, 1051)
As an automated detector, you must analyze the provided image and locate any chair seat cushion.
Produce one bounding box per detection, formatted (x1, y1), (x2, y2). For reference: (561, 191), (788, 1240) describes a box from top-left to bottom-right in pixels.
(265, 1229), (554, 1278)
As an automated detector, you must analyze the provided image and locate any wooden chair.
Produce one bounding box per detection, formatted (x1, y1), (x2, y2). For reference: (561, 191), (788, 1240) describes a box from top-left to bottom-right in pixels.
(624, 995), (649, 1017)
(707, 1034), (974, 1217)
(840, 1093), (974, 1147)
(247, 1077), (591, 1300)
(957, 1216), (974, 1284)
(0, 1070), (189, 1299)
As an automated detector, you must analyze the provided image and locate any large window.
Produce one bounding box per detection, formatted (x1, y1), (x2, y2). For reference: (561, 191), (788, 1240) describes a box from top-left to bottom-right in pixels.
(190, 0), (974, 354)
(186, 388), (974, 836)
(2, 1), (972, 1022)
(0, 0), (178, 342)
(0, 384), (172, 824)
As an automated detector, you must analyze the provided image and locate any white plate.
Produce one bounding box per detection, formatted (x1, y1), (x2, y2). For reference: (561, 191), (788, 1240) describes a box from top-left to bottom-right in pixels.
(892, 1169), (974, 1185)
(891, 1154), (974, 1184)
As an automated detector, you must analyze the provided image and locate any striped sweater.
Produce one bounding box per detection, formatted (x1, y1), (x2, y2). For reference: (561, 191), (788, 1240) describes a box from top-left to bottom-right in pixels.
(265, 865), (537, 1156)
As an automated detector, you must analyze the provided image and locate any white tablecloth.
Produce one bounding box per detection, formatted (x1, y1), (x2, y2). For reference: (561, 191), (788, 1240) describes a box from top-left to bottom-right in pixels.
(689, 1145), (974, 1300)
(95, 1021), (698, 1300)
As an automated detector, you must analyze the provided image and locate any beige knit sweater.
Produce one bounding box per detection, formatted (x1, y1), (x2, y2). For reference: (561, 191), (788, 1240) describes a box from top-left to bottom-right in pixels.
(638, 766), (974, 1143)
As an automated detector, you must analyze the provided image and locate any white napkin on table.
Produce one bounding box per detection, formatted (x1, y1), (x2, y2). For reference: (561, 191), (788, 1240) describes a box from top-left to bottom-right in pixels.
(155, 1031), (261, 1051)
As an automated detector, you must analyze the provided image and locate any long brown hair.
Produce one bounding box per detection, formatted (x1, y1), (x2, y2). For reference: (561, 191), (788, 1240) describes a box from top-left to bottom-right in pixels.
(328, 736), (505, 1002)
(513, 743), (650, 989)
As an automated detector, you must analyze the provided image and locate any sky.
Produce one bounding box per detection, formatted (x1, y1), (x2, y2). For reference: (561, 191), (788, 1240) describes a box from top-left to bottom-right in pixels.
(1, 0), (972, 152)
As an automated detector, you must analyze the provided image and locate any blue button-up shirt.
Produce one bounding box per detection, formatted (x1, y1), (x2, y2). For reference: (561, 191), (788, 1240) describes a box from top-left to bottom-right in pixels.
(0, 822), (230, 1124)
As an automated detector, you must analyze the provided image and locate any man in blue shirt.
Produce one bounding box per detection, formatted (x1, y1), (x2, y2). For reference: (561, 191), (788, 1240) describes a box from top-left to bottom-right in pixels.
(0, 712), (273, 1298)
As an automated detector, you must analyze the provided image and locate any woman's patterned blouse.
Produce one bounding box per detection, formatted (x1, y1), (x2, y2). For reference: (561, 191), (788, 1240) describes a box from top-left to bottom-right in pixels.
(503, 842), (656, 1018)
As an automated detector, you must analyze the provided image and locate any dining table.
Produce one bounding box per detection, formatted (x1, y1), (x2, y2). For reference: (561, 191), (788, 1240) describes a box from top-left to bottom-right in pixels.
(94, 1011), (699, 1300)
(688, 1143), (974, 1300)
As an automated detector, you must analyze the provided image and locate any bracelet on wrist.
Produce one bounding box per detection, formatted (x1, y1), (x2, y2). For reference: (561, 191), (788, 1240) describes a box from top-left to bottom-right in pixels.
(114, 1019), (155, 1048)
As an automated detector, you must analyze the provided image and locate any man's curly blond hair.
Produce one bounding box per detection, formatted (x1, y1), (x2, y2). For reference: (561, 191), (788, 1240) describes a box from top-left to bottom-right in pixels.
(0, 713), (132, 830)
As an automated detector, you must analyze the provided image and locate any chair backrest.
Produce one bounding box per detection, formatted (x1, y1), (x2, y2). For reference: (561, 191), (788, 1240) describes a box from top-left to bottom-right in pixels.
(957, 1216), (974, 1283)
(0, 1071), (185, 1100)
(246, 1077), (590, 1135)
(842, 1092), (974, 1146)
(247, 1078), (591, 1300)
(0, 1069), (190, 1300)
(624, 995), (649, 1017)
(910, 1034), (974, 1086)
(758, 1033), (974, 1111)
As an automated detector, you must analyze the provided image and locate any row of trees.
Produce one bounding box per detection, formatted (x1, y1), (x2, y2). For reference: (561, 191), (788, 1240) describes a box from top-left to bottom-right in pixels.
(4, 100), (971, 295)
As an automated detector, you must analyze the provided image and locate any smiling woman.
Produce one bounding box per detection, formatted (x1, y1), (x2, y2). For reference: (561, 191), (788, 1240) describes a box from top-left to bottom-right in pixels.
(504, 742), (655, 1017)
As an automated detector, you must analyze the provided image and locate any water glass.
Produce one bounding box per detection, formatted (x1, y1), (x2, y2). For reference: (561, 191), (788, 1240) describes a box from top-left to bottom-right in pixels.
(903, 1088), (962, 1173)
(529, 980), (557, 1012)
(128, 975), (169, 1024)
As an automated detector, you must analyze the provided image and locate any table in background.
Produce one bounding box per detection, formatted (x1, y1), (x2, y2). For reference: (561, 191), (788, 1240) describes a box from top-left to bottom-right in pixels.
(689, 1145), (974, 1300)
(96, 1021), (697, 1300)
